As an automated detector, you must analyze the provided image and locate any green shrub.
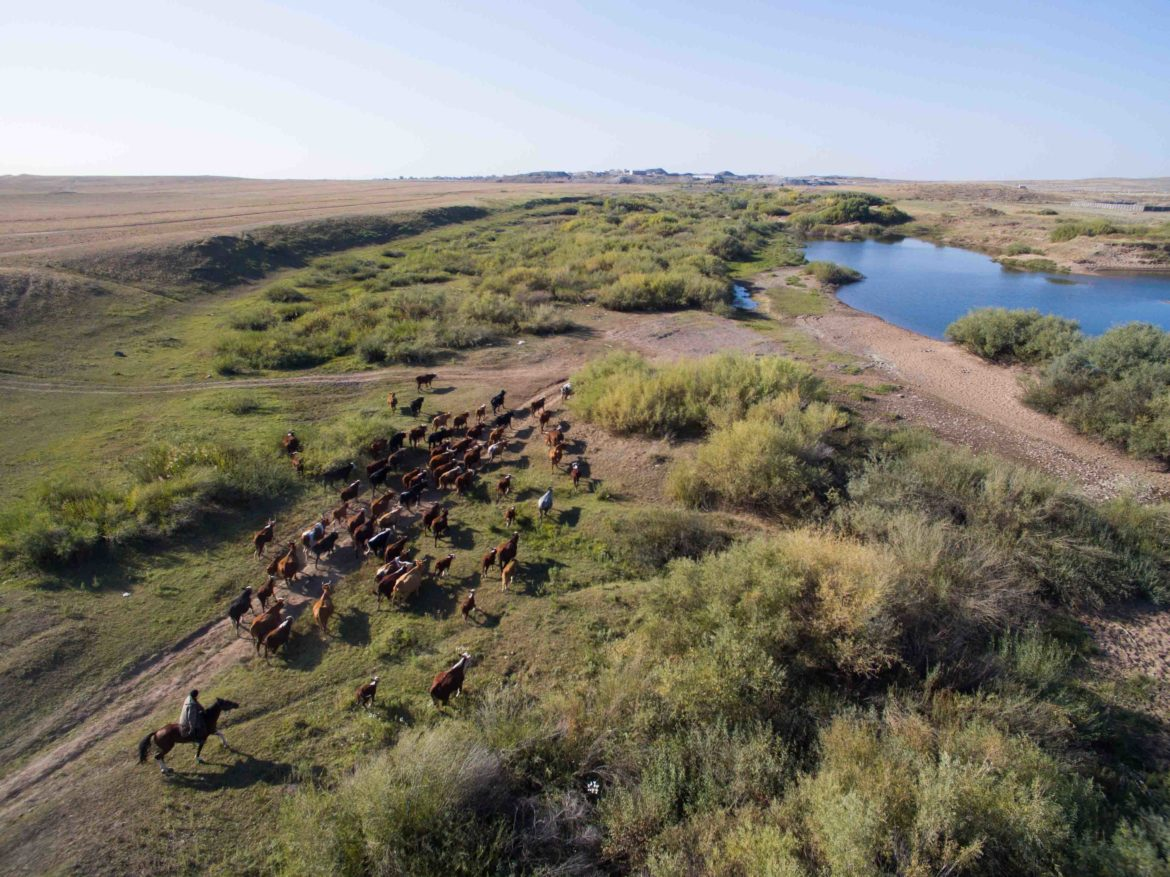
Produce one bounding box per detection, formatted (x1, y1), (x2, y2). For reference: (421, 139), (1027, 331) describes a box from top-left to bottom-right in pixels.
(1005, 242), (1042, 256)
(1050, 219), (1129, 242)
(519, 304), (576, 335)
(596, 271), (730, 311)
(841, 439), (1170, 606)
(790, 193), (911, 231)
(263, 280), (309, 302)
(999, 257), (1067, 273)
(383, 287), (447, 320)
(571, 352), (823, 438)
(228, 307), (279, 331)
(274, 725), (514, 876)
(1025, 322), (1170, 462)
(802, 261), (864, 286)
(794, 713), (1089, 876)
(458, 291), (522, 327)
(945, 308), (1082, 364)
(0, 442), (295, 570)
(668, 397), (852, 517)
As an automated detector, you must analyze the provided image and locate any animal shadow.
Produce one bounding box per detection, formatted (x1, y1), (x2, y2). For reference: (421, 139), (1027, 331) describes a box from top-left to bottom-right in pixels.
(337, 607), (371, 646)
(442, 524), (477, 551)
(520, 557), (568, 595)
(165, 754), (311, 790)
(415, 579), (459, 617)
(285, 629), (327, 671)
(465, 610), (500, 629)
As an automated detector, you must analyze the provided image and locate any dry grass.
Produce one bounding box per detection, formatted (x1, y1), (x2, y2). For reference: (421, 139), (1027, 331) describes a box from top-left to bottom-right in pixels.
(0, 176), (651, 262)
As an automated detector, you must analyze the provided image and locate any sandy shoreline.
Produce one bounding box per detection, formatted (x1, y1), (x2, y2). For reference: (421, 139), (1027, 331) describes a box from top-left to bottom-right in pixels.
(762, 277), (1170, 499)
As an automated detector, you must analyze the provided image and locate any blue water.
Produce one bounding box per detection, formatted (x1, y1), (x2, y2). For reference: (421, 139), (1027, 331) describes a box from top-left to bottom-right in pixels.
(805, 238), (1170, 339)
(731, 282), (757, 310)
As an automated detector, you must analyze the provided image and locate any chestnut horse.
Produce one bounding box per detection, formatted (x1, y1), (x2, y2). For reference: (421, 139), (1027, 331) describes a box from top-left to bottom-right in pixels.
(137, 697), (239, 773)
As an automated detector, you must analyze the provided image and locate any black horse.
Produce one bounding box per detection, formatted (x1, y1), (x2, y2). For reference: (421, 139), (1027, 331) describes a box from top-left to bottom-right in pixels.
(137, 697), (239, 774)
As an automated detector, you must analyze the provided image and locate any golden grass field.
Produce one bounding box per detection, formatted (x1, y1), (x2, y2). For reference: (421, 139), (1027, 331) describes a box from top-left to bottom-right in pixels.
(0, 176), (651, 261)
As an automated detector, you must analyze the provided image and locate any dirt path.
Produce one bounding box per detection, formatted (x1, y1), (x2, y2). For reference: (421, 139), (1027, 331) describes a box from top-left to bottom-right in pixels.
(0, 537), (341, 824)
(0, 363), (573, 396)
(0, 307), (775, 396)
(790, 294), (1170, 500)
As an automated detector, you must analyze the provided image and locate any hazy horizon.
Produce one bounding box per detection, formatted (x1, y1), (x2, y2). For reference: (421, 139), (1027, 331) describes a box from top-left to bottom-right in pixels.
(5, 0), (1168, 180)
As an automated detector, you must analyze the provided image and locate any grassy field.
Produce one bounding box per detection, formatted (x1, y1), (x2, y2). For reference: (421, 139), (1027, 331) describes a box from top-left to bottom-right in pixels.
(2, 184), (1169, 875)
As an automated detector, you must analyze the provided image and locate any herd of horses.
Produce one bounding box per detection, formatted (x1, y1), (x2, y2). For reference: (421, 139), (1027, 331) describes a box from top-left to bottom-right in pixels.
(137, 376), (582, 774)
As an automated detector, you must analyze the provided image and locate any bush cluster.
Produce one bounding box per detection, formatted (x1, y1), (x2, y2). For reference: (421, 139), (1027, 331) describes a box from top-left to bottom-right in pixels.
(945, 307), (1082, 364)
(1050, 219), (1129, 242)
(212, 191), (818, 372)
(569, 352), (823, 438)
(668, 396), (856, 517)
(0, 442), (296, 569)
(275, 502), (1170, 875)
(789, 192), (912, 233)
(1026, 322), (1170, 462)
(802, 261), (864, 286)
(956, 315), (1170, 463)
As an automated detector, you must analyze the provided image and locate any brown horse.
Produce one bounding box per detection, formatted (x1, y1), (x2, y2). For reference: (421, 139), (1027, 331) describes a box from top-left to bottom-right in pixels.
(137, 697), (239, 774)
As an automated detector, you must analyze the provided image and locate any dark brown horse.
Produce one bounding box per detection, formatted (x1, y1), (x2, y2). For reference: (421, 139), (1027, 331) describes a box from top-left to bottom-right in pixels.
(137, 697), (239, 774)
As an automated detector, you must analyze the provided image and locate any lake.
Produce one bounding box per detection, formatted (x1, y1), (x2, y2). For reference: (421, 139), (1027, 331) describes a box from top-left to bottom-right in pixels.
(804, 237), (1170, 339)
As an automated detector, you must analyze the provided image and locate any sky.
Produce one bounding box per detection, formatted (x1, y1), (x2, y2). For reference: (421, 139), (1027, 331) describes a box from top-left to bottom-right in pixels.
(3, 0), (1168, 180)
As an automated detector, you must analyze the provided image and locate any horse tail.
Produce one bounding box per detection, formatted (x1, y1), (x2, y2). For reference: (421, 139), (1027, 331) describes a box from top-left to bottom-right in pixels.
(137, 731), (154, 764)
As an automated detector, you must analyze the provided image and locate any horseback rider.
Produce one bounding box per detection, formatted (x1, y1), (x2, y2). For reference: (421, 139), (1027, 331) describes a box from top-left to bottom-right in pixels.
(179, 689), (207, 739)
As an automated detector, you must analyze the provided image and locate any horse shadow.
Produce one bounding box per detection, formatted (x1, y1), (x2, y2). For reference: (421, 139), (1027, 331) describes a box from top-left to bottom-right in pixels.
(165, 754), (314, 790)
(336, 607), (371, 646)
(514, 426), (535, 440)
(516, 485), (553, 502)
(284, 628), (328, 672)
(465, 609), (501, 629)
(437, 524), (477, 551)
(558, 506), (582, 527)
(518, 557), (568, 595)
(460, 482), (491, 504)
(411, 579), (459, 618)
(429, 386), (456, 396)
(364, 700), (414, 726)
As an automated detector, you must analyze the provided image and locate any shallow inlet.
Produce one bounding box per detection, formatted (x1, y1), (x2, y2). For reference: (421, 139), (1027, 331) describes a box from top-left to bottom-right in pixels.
(805, 237), (1170, 339)
(731, 282), (757, 310)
